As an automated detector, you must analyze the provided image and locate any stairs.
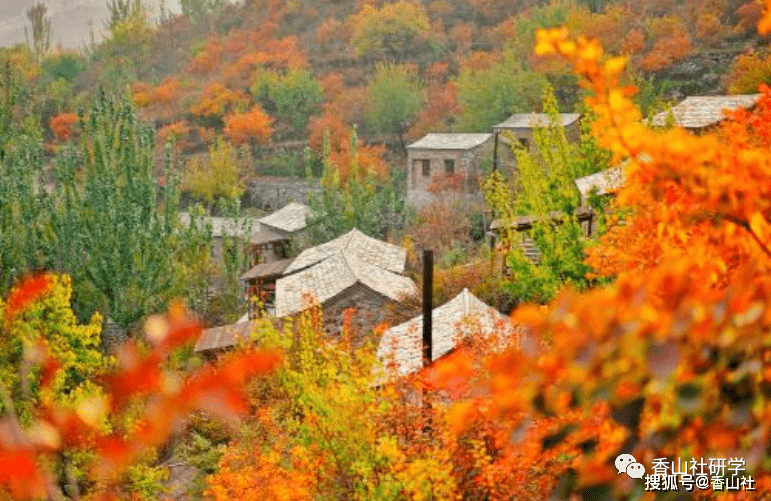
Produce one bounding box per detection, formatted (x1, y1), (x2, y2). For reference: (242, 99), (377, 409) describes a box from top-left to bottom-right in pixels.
(518, 237), (542, 264)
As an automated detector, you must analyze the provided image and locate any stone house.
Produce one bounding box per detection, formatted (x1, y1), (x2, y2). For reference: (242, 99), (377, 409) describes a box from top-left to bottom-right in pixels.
(275, 228), (417, 338)
(373, 288), (520, 381)
(406, 133), (494, 209)
(493, 112), (581, 148)
(249, 201), (310, 265)
(241, 257), (295, 317)
(650, 94), (760, 132)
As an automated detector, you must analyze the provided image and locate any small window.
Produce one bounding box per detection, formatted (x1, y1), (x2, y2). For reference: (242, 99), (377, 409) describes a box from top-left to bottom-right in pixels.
(518, 138), (529, 149)
(444, 159), (455, 174)
(421, 159), (431, 177)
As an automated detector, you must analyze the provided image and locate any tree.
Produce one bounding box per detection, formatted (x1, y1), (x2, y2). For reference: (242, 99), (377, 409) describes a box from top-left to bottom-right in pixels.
(305, 130), (407, 245)
(0, 274), (107, 420)
(186, 136), (249, 205)
(206, 308), (457, 501)
(348, 0), (433, 61)
(456, 48), (549, 131)
(106, 0), (144, 32)
(251, 68), (321, 135)
(0, 274), (279, 500)
(49, 112), (78, 141)
(180, 0), (224, 26)
(223, 107), (273, 145)
(435, 17), (771, 498)
(191, 82), (248, 118)
(725, 49), (771, 94)
(483, 90), (611, 305)
(102, 0), (153, 83)
(46, 90), (201, 330)
(25, 3), (52, 62)
(366, 62), (425, 149)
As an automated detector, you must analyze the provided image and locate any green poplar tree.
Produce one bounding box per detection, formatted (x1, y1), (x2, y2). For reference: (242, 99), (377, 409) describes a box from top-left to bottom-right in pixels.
(483, 90), (611, 304)
(306, 129), (408, 245)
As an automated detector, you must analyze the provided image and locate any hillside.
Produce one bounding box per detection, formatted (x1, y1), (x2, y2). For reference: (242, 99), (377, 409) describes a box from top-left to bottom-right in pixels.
(3, 0), (771, 199)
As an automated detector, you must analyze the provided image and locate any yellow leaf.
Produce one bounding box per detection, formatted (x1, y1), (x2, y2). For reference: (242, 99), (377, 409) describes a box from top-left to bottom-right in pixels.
(604, 56), (627, 78)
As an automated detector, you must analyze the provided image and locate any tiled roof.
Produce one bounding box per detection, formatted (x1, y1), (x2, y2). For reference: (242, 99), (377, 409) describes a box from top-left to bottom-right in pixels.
(257, 202), (310, 233)
(374, 289), (520, 379)
(494, 112), (580, 129)
(250, 227), (289, 246)
(275, 229), (416, 317)
(575, 166), (626, 199)
(194, 322), (251, 352)
(285, 228), (406, 275)
(178, 213), (259, 238)
(241, 258), (295, 281)
(407, 133), (492, 150)
(651, 94), (760, 129)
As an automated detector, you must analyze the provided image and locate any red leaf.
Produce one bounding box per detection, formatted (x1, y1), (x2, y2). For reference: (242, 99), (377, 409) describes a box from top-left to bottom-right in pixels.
(0, 451), (46, 499)
(4, 274), (53, 321)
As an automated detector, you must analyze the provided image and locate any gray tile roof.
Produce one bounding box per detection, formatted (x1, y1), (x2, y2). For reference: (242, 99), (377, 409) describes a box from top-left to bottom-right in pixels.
(495, 113), (580, 129)
(241, 258), (295, 281)
(575, 166), (626, 199)
(651, 94), (760, 129)
(257, 202), (310, 234)
(250, 228), (289, 246)
(178, 213), (259, 238)
(194, 322), (252, 352)
(407, 133), (492, 150)
(374, 288), (520, 379)
(275, 229), (416, 317)
(285, 228), (407, 275)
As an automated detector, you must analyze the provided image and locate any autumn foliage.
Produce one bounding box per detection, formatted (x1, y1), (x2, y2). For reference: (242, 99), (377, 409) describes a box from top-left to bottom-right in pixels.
(223, 107), (274, 145)
(0, 274), (279, 500)
(49, 112), (78, 142)
(427, 8), (771, 497)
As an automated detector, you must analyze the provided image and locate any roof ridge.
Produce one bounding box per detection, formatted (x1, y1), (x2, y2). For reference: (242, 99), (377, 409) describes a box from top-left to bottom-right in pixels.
(341, 250), (357, 284)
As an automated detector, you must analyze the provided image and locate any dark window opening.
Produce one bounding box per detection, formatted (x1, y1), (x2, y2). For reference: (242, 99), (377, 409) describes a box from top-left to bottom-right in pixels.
(444, 159), (455, 174)
(421, 159), (431, 177)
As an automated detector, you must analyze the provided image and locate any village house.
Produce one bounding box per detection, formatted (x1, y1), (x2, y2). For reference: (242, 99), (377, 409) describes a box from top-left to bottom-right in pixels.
(650, 94), (760, 132)
(275, 228), (417, 337)
(493, 112), (581, 148)
(240, 202), (310, 318)
(373, 288), (520, 381)
(406, 133), (493, 208)
(249, 201), (310, 265)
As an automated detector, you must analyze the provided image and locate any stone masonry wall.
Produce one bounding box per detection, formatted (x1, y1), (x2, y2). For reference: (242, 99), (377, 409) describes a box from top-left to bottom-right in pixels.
(406, 140), (494, 209)
(322, 283), (399, 343)
(247, 179), (321, 211)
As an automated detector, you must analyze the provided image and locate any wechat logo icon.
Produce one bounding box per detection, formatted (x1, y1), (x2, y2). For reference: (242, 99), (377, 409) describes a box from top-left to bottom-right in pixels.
(616, 454), (646, 479)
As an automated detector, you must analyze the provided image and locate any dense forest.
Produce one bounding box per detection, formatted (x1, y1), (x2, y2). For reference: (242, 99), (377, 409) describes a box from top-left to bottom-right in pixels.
(2, 0), (771, 500)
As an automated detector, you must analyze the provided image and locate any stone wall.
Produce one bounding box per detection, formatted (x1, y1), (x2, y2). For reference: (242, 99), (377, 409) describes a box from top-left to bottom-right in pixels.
(321, 283), (397, 343)
(406, 141), (494, 209)
(247, 178), (321, 211)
